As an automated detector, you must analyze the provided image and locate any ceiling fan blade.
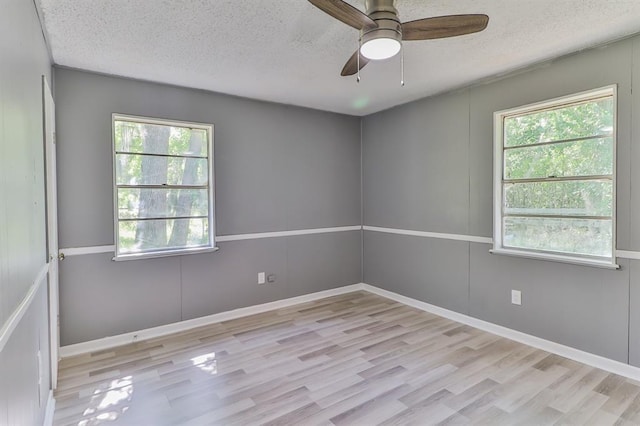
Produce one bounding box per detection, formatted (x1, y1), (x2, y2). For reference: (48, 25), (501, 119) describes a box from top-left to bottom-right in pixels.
(402, 14), (489, 41)
(308, 0), (377, 30)
(341, 50), (370, 76)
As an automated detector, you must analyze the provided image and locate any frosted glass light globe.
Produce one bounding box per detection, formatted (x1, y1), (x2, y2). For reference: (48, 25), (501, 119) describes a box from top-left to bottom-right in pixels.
(360, 38), (401, 60)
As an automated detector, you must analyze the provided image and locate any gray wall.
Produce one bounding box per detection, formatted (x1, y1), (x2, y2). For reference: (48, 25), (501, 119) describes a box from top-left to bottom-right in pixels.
(363, 35), (640, 364)
(0, 0), (52, 424)
(53, 17), (640, 373)
(54, 69), (362, 345)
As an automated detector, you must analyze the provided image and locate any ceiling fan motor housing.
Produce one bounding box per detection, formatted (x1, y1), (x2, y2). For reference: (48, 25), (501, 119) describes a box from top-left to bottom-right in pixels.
(361, 0), (402, 57)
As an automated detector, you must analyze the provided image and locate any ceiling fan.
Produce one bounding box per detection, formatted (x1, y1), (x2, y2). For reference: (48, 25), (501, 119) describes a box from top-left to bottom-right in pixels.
(308, 0), (489, 77)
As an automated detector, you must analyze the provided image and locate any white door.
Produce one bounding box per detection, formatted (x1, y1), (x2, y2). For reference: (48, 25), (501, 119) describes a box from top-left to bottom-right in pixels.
(43, 76), (60, 389)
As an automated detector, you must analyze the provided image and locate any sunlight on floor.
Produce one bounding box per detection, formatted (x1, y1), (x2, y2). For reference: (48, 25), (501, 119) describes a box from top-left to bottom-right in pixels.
(191, 352), (217, 375)
(78, 376), (133, 425)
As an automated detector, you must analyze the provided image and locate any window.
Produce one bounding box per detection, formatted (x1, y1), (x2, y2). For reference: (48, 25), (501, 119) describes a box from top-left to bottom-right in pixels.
(492, 86), (617, 268)
(112, 114), (216, 260)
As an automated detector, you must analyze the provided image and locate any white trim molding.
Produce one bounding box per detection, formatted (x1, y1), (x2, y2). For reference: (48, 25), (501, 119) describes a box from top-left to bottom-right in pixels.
(361, 283), (640, 382)
(60, 225), (363, 257)
(616, 250), (640, 260)
(59, 283), (365, 358)
(43, 390), (56, 426)
(0, 264), (48, 353)
(63, 245), (115, 256)
(363, 225), (640, 262)
(217, 225), (361, 242)
(490, 247), (620, 270)
(60, 227), (640, 262)
(363, 225), (493, 244)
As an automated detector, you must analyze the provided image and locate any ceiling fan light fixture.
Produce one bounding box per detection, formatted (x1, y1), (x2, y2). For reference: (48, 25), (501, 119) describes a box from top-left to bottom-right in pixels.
(307, 0), (489, 76)
(360, 37), (401, 60)
(359, 0), (402, 61)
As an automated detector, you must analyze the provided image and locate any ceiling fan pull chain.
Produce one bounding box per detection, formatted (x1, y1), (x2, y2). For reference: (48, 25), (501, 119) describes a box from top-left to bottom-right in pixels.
(357, 37), (361, 83)
(401, 45), (405, 87)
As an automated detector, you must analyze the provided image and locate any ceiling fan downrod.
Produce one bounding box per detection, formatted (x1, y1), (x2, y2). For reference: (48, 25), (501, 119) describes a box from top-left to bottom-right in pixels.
(357, 37), (361, 83)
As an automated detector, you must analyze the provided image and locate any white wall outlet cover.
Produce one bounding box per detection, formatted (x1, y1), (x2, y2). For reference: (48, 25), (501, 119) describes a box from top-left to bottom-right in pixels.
(511, 290), (522, 306)
(258, 272), (265, 284)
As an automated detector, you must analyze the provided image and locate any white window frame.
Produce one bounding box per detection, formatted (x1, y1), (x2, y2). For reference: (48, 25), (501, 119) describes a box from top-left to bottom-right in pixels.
(491, 86), (618, 269)
(112, 113), (217, 261)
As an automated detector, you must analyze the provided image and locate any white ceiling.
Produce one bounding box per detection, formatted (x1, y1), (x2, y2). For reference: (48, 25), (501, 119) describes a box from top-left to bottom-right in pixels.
(39, 0), (640, 116)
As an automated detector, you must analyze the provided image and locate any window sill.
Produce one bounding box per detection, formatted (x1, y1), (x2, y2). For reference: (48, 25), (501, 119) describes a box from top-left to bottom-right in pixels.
(113, 246), (219, 262)
(489, 247), (619, 270)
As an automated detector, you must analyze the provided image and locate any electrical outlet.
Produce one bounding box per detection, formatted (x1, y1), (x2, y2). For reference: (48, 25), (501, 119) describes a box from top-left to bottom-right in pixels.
(511, 290), (522, 306)
(258, 272), (265, 285)
(267, 274), (276, 283)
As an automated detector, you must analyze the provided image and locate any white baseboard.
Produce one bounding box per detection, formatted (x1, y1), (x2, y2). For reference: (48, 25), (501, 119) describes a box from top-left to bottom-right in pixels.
(59, 283), (366, 358)
(361, 283), (640, 382)
(43, 390), (55, 426)
(59, 281), (640, 383)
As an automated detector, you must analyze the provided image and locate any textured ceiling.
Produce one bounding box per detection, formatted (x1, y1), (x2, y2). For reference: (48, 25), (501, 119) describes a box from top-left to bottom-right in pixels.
(39, 0), (640, 116)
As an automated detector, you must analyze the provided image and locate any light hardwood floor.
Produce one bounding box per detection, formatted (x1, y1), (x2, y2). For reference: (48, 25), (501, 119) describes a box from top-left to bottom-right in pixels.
(54, 291), (640, 425)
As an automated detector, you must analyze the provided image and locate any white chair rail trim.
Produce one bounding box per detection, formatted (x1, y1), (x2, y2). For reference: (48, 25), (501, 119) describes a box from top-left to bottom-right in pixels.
(0, 263), (48, 353)
(61, 225), (362, 257)
(60, 225), (640, 260)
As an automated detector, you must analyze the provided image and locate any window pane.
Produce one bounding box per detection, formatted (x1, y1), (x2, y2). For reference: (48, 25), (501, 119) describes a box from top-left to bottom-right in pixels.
(504, 98), (613, 147)
(118, 188), (209, 219)
(503, 217), (612, 258)
(504, 137), (613, 180)
(116, 154), (208, 186)
(504, 180), (612, 217)
(119, 218), (209, 254)
(114, 120), (207, 157)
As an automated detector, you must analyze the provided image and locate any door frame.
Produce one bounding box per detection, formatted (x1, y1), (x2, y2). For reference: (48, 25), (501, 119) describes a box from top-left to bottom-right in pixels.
(43, 75), (59, 389)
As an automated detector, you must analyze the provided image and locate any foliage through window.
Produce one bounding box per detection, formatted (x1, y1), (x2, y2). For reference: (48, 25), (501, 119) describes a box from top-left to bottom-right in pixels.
(112, 114), (215, 260)
(493, 87), (616, 266)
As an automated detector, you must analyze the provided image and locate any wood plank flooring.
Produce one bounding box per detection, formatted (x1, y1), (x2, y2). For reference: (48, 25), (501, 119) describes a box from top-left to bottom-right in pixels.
(54, 291), (640, 425)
